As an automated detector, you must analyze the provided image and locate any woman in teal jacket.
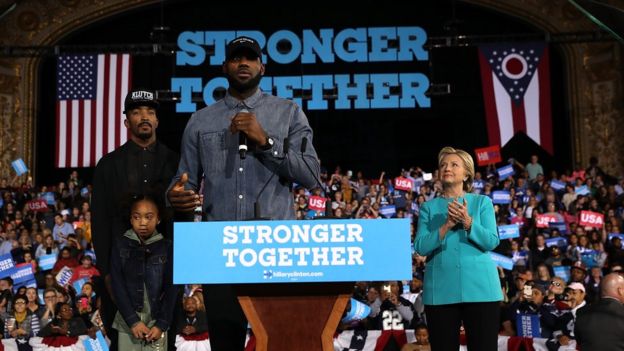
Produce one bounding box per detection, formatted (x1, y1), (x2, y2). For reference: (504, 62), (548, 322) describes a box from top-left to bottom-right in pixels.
(414, 146), (502, 351)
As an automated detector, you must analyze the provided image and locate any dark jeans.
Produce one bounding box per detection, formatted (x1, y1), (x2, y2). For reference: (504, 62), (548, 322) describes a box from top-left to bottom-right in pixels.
(425, 301), (500, 351)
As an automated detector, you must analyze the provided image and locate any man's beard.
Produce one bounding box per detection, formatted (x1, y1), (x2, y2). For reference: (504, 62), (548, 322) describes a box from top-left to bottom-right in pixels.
(133, 127), (153, 140)
(227, 72), (262, 94)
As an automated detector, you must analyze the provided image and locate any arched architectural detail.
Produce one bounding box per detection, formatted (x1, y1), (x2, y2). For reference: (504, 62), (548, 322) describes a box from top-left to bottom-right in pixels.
(464, 0), (624, 175)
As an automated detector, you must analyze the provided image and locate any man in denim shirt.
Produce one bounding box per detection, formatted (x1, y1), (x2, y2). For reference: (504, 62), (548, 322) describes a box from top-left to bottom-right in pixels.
(168, 36), (320, 351)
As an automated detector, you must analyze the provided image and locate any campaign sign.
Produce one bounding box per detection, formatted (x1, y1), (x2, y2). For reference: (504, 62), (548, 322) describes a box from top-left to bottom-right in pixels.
(497, 164), (515, 180)
(342, 298), (372, 323)
(498, 224), (520, 240)
(43, 192), (56, 205)
(553, 266), (571, 282)
(73, 278), (89, 294)
(490, 252), (514, 270)
(535, 214), (559, 228)
(379, 205), (396, 218)
(174, 219), (412, 284)
(550, 180), (566, 191)
(545, 237), (567, 248)
(575, 185), (590, 195)
(11, 158), (28, 176)
(11, 263), (34, 285)
(581, 250), (598, 268)
(84, 330), (109, 351)
(516, 313), (541, 337)
(579, 210), (604, 228)
(26, 199), (49, 212)
(492, 191), (511, 205)
(474, 145), (502, 166)
(38, 254), (57, 271)
(394, 177), (413, 192)
(308, 196), (327, 212)
(0, 254), (15, 279)
(56, 267), (73, 287)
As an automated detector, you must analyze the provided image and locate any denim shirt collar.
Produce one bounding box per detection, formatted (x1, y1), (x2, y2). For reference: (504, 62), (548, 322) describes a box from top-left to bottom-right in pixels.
(223, 88), (263, 110)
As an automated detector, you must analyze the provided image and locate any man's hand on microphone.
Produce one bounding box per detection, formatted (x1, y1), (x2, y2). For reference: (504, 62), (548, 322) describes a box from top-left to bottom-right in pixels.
(167, 172), (200, 212)
(230, 111), (268, 147)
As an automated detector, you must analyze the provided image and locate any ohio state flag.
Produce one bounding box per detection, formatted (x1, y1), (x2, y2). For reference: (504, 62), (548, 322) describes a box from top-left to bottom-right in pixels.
(478, 43), (553, 154)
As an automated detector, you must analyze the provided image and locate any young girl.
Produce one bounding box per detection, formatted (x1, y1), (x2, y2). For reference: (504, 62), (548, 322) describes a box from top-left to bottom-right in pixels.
(110, 196), (177, 350)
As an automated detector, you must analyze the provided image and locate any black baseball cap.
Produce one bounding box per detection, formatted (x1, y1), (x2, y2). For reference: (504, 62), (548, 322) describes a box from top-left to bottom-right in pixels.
(123, 89), (159, 114)
(225, 36), (262, 60)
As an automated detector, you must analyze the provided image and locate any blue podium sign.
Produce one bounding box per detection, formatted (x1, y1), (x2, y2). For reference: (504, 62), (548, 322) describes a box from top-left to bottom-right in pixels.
(174, 219), (412, 284)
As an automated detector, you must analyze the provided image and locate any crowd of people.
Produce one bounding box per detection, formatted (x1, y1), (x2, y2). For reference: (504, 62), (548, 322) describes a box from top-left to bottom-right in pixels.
(0, 151), (622, 350)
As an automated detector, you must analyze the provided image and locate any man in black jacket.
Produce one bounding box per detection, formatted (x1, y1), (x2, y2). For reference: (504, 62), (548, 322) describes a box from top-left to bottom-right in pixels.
(575, 273), (624, 351)
(91, 89), (179, 350)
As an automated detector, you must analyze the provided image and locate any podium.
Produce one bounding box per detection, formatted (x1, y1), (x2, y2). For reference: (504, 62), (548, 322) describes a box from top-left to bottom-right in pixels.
(174, 219), (411, 351)
(237, 282), (352, 351)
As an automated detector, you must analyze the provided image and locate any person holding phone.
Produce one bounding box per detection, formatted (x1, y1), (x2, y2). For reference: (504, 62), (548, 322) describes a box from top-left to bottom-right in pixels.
(414, 147), (502, 351)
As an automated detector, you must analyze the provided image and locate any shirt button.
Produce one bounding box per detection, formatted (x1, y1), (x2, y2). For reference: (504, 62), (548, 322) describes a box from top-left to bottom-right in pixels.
(143, 179), (148, 183)
(273, 151), (278, 156)
(238, 195), (243, 199)
(239, 167), (243, 172)
(144, 164), (147, 168)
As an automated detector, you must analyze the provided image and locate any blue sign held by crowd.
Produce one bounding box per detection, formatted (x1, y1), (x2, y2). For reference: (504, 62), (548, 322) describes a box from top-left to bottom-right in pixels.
(553, 266), (571, 282)
(11, 158), (28, 176)
(43, 192), (56, 205)
(84, 330), (109, 351)
(498, 224), (520, 240)
(516, 313), (541, 337)
(545, 237), (567, 248)
(490, 252), (514, 270)
(38, 254), (57, 271)
(341, 298), (372, 323)
(11, 264), (35, 285)
(550, 180), (566, 191)
(379, 205), (396, 218)
(575, 185), (590, 195)
(0, 254), (16, 279)
(492, 191), (511, 205)
(497, 164), (515, 180)
(73, 278), (89, 295)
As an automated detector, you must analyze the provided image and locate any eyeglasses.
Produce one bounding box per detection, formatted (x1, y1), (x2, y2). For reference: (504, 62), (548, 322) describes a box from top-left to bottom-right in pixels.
(44, 296), (56, 299)
(550, 281), (563, 287)
(14, 301), (26, 305)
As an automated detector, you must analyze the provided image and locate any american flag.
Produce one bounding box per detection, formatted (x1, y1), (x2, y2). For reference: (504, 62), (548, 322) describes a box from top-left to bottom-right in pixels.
(56, 54), (132, 168)
(478, 43), (553, 154)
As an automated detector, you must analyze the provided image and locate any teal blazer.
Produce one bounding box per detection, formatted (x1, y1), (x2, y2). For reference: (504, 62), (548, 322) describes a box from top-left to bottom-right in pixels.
(414, 193), (503, 305)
